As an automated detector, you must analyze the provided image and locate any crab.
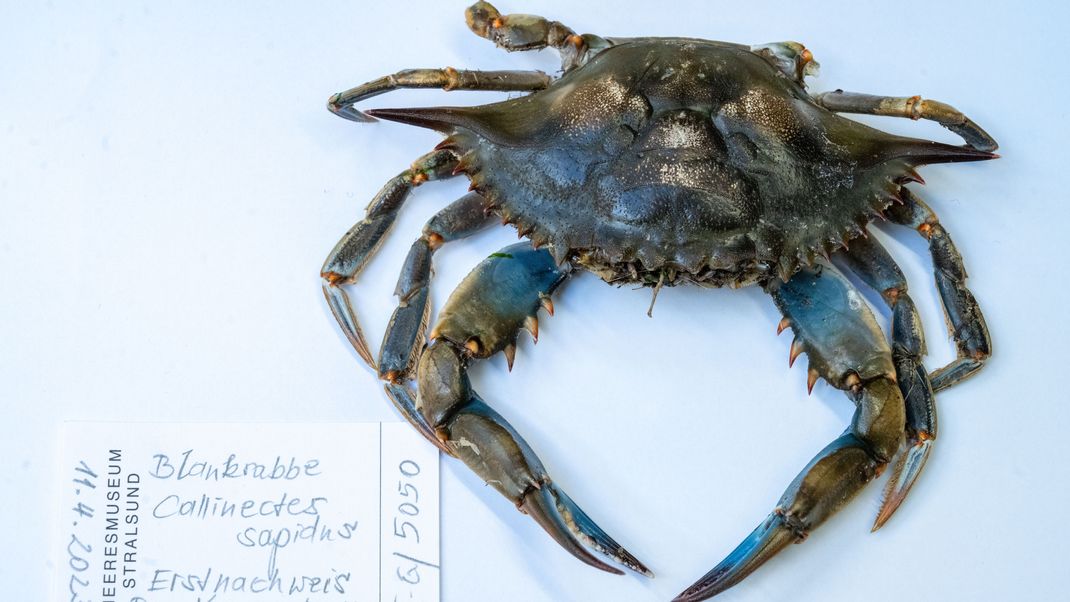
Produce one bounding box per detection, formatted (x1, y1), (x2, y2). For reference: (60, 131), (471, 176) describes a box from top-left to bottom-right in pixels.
(320, 3), (997, 600)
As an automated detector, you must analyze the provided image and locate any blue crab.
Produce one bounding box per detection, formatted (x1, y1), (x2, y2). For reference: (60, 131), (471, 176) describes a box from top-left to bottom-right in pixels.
(321, 3), (997, 599)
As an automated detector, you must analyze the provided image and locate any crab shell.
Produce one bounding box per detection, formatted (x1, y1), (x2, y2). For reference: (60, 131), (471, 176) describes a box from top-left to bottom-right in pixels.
(370, 39), (991, 285)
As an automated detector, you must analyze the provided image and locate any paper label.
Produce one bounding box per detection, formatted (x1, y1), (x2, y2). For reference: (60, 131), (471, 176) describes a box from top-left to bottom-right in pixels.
(54, 422), (439, 602)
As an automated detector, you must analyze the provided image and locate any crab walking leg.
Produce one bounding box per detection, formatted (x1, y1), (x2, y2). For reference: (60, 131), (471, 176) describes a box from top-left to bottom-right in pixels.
(813, 90), (998, 152)
(415, 243), (651, 576)
(327, 68), (551, 123)
(676, 266), (905, 602)
(321, 149), (457, 368)
(888, 188), (992, 392)
(368, 192), (496, 455)
(839, 236), (937, 530)
(377, 191), (494, 383)
(464, 1), (610, 71)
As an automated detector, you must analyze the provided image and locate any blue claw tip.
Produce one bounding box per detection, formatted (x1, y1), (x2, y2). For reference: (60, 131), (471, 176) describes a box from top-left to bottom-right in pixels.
(674, 512), (798, 602)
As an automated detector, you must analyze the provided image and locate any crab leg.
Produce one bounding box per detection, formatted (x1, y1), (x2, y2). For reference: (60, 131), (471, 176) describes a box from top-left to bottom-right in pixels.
(839, 236), (937, 530)
(328, 67), (551, 123)
(888, 188), (991, 392)
(413, 243), (651, 576)
(378, 191), (493, 382)
(813, 90), (998, 152)
(362, 192), (496, 454)
(321, 149), (457, 367)
(464, 1), (610, 71)
(676, 265), (905, 601)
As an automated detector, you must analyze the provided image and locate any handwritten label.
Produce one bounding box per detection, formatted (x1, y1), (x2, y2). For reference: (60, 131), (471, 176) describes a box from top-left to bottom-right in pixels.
(54, 422), (439, 602)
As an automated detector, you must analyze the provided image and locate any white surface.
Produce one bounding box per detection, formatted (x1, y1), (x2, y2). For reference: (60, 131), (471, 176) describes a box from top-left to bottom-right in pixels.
(3, 2), (1068, 600)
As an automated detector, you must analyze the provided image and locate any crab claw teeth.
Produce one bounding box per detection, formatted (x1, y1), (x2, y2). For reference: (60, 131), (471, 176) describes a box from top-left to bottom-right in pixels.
(520, 483), (653, 577)
(674, 512), (797, 601)
(873, 433), (933, 531)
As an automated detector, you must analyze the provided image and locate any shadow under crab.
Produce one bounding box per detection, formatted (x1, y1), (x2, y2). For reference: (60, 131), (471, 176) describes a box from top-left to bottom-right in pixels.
(321, 3), (996, 600)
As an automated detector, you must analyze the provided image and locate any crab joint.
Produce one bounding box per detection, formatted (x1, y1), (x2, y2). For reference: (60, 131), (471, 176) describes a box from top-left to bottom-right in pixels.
(322, 270), (348, 286)
(442, 66), (461, 91)
(906, 95), (924, 120)
(425, 232), (445, 250)
(433, 426), (451, 446)
(844, 372), (862, 393)
(773, 507), (810, 542)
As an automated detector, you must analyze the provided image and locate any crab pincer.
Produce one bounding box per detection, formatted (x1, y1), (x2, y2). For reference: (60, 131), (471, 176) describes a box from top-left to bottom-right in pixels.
(416, 244), (651, 576)
(678, 265), (903, 600)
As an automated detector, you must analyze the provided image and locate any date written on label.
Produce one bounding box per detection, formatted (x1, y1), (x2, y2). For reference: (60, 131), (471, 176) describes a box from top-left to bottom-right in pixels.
(64, 460), (108, 602)
(53, 422), (440, 602)
(381, 427), (440, 602)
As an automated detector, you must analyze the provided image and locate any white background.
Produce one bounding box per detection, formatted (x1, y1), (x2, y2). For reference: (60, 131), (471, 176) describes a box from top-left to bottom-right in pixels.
(3, 1), (1068, 600)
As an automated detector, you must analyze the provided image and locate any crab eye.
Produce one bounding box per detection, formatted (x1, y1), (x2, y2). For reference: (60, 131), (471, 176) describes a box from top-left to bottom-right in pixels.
(750, 41), (820, 82)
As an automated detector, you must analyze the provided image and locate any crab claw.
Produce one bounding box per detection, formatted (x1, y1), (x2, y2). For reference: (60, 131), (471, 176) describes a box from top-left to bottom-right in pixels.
(672, 512), (797, 602)
(873, 357), (937, 530)
(410, 248), (653, 577)
(521, 483), (654, 577)
(873, 431), (933, 530)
